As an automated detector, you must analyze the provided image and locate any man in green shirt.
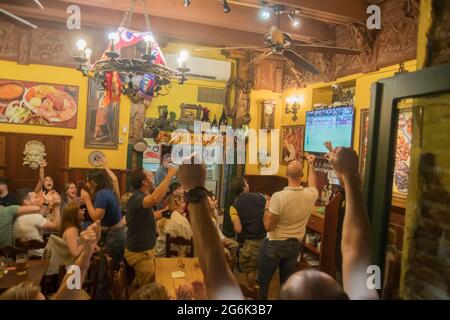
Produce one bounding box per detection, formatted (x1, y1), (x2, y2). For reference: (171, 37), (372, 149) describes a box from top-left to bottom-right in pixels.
(0, 204), (41, 248)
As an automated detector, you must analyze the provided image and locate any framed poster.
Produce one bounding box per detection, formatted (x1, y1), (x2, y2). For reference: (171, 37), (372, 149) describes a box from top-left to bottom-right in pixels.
(392, 109), (413, 200)
(0, 79), (78, 128)
(280, 125), (304, 165)
(85, 79), (120, 149)
(358, 109), (370, 184)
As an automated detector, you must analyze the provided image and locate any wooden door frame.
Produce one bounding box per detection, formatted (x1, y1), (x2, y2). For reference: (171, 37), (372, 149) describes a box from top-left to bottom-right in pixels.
(364, 62), (450, 269)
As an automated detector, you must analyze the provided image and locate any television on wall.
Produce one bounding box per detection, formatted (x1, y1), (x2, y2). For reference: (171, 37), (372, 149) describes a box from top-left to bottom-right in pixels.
(304, 106), (355, 154)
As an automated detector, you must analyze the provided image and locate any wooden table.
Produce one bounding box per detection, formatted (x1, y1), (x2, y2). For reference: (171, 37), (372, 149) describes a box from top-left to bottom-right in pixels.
(155, 257), (204, 297)
(0, 259), (49, 292)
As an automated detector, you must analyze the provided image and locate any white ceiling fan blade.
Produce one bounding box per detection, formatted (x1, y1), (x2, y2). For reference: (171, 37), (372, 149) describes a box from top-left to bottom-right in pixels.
(0, 8), (37, 29)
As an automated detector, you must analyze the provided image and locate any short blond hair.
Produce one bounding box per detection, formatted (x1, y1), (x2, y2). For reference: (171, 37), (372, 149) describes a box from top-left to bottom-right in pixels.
(0, 281), (42, 300)
(130, 283), (170, 300)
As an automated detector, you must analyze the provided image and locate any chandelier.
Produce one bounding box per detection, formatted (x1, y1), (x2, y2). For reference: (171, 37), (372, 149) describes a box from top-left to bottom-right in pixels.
(73, 0), (188, 102)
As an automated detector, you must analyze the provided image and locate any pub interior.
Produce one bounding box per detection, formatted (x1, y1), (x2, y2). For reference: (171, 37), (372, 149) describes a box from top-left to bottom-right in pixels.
(0, 0), (449, 301)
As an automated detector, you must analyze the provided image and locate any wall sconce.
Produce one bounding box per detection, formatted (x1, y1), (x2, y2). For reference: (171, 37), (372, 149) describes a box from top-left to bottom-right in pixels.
(285, 96), (303, 121)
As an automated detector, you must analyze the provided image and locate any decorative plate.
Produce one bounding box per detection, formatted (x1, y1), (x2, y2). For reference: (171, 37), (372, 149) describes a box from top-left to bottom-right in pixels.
(88, 151), (105, 167)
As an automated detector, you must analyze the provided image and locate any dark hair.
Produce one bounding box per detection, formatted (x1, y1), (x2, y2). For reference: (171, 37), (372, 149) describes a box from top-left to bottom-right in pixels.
(161, 153), (171, 162)
(16, 188), (33, 205)
(130, 168), (148, 190)
(169, 181), (182, 194)
(0, 177), (9, 186)
(230, 177), (247, 197)
(87, 170), (111, 193)
(59, 202), (82, 236)
(130, 283), (170, 300)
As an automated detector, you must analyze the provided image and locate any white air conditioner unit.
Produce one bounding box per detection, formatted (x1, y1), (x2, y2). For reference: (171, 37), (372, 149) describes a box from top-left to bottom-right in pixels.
(165, 53), (231, 82)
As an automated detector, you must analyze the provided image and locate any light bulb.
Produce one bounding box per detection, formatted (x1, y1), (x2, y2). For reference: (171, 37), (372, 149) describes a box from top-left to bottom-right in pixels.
(179, 50), (189, 61)
(143, 33), (154, 43)
(261, 8), (271, 20)
(76, 39), (86, 51)
(108, 32), (119, 44)
(84, 48), (92, 59)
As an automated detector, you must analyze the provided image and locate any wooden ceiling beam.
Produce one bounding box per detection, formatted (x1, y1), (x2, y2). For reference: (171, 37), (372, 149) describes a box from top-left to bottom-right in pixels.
(236, 0), (367, 24)
(57, 0), (335, 42)
(0, 2), (269, 47)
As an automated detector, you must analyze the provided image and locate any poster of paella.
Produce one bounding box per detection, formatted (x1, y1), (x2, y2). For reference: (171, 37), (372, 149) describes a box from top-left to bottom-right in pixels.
(0, 80), (78, 128)
(393, 109), (413, 198)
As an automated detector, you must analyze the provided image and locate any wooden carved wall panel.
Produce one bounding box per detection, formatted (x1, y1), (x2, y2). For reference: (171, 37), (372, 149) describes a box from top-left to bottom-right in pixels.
(0, 20), (106, 67)
(29, 28), (77, 67)
(426, 0), (450, 67)
(0, 132), (71, 192)
(282, 0), (419, 89)
(253, 58), (285, 93)
(18, 29), (31, 65)
(0, 21), (20, 61)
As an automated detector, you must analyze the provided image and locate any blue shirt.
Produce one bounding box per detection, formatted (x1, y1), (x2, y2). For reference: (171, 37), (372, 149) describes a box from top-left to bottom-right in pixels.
(94, 189), (121, 227)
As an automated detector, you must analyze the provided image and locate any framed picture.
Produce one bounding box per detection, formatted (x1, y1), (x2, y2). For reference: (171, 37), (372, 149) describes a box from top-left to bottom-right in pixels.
(358, 109), (370, 184)
(392, 108), (413, 200)
(85, 79), (120, 149)
(180, 103), (202, 121)
(261, 99), (276, 130)
(280, 125), (304, 165)
(0, 79), (78, 128)
(158, 105), (168, 117)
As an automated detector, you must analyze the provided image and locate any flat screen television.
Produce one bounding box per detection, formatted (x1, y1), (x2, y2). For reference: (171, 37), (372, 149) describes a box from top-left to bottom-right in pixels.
(304, 106), (355, 154)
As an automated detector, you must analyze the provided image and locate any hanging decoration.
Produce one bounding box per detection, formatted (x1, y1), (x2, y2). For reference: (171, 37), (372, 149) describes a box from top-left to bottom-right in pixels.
(73, 0), (188, 104)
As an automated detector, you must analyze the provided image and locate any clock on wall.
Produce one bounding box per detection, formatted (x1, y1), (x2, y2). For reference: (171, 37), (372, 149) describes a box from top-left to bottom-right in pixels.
(261, 99), (276, 130)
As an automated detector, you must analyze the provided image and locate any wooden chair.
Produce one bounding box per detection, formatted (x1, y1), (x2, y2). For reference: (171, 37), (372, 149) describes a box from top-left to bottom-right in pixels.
(165, 234), (194, 257)
(239, 282), (260, 300)
(103, 252), (116, 299)
(112, 262), (129, 300)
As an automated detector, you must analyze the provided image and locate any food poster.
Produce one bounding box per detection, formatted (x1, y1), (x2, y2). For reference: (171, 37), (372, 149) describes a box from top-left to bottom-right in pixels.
(0, 80), (78, 128)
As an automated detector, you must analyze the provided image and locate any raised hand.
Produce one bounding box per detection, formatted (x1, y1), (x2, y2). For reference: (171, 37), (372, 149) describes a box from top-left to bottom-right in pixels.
(327, 147), (359, 179)
(306, 154), (316, 166)
(40, 160), (47, 168)
(167, 165), (178, 178)
(324, 141), (333, 152)
(177, 154), (206, 191)
(80, 220), (100, 251)
(80, 189), (90, 202)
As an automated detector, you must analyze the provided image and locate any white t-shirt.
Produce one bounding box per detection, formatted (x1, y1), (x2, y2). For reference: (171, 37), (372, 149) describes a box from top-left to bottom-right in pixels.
(14, 213), (47, 242)
(268, 186), (319, 241)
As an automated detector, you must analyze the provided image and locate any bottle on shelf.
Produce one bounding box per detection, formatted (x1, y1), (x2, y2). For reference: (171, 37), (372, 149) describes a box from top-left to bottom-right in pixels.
(219, 109), (228, 133)
(201, 107), (211, 132)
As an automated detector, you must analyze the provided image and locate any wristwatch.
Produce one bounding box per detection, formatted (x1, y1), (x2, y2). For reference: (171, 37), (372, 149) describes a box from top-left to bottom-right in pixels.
(187, 187), (209, 203)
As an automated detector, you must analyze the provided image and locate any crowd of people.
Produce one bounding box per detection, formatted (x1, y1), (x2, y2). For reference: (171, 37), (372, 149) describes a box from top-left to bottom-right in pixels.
(0, 144), (379, 300)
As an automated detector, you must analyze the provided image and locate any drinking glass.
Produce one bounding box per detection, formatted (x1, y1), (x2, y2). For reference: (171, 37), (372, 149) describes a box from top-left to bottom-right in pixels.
(15, 253), (28, 276)
(0, 257), (6, 279)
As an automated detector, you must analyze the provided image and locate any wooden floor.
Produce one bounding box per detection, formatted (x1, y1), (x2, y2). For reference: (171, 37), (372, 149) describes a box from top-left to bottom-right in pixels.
(233, 269), (281, 300)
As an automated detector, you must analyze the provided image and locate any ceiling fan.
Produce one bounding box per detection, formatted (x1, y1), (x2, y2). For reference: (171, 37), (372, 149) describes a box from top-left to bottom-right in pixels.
(0, 0), (44, 29)
(195, 26), (361, 75)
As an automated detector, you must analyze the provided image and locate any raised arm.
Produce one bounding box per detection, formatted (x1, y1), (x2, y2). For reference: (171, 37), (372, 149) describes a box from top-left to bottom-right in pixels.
(54, 220), (100, 300)
(306, 154), (318, 189)
(327, 147), (378, 300)
(178, 161), (243, 300)
(80, 189), (105, 222)
(34, 160), (46, 194)
(101, 157), (121, 200)
(143, 167), (178, 208)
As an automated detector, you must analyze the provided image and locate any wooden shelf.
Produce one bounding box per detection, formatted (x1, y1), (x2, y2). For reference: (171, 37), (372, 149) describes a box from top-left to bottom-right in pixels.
(303, 242), (320, 255)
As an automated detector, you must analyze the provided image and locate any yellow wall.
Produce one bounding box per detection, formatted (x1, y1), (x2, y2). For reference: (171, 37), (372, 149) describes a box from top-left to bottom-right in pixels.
(245, 60), (417, 177)
(0, 60), (130, 169)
